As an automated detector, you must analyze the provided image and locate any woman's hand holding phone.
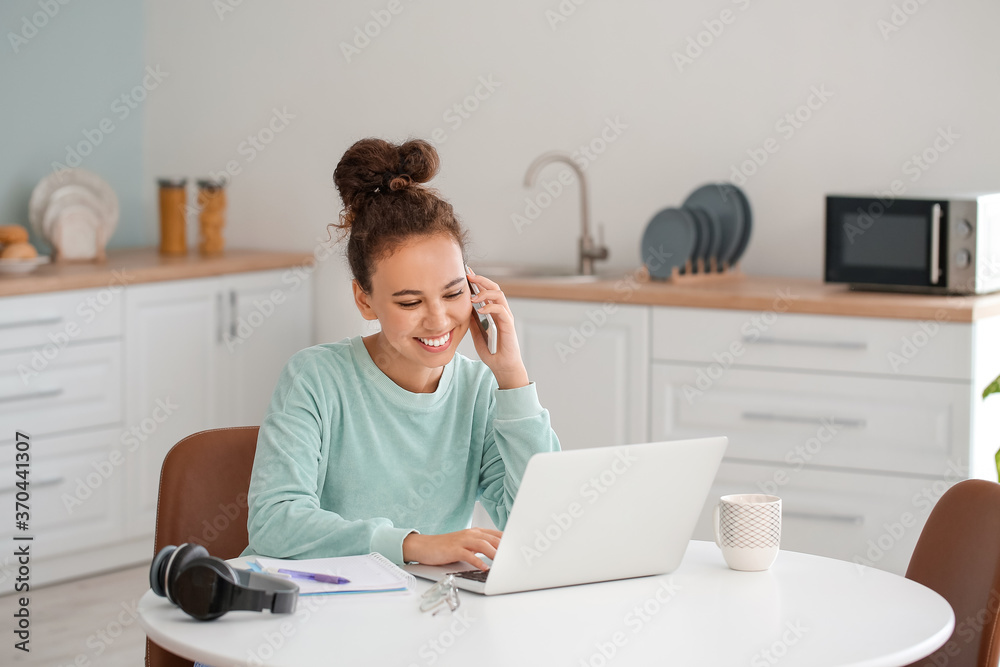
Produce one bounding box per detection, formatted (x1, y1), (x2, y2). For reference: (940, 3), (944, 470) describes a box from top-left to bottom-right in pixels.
(403, 528), (503, 571)
(466, 268), (497, 356)
(465, 268), (530, 390)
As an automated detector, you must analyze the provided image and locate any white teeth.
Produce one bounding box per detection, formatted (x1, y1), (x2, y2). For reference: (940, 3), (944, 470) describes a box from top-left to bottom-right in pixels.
(418, 332), (451, 347)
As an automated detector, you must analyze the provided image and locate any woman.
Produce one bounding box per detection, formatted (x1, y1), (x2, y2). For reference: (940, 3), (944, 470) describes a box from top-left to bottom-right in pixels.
(240, 137), (561, 571)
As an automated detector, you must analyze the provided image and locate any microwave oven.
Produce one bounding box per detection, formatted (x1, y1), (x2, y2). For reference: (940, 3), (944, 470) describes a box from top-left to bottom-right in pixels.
(825, 193), (1000, 295)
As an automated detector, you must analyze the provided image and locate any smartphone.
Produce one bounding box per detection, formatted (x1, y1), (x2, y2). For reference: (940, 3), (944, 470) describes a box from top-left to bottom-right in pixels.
(466, 266), (497, 355)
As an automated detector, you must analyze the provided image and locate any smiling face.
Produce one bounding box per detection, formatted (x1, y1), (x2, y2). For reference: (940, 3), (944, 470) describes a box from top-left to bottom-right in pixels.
(353, 233), (472, 393)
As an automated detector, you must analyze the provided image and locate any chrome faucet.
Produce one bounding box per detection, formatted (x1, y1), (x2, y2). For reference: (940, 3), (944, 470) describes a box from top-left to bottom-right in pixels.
(524, 151), (609, 276)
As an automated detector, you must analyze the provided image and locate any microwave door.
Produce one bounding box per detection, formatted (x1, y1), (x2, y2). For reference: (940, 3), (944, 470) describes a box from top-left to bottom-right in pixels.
(825, 197), (946, 291)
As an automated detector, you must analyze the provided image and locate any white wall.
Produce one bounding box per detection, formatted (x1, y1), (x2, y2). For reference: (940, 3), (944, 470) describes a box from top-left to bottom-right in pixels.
(143, 0), (1000, 344)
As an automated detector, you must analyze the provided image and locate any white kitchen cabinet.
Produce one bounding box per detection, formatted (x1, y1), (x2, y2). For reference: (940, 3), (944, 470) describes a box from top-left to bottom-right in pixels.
(649, 304), (997, 575)
(0, 340), (123, 439)
(124, 277), (222, 536)
(507, 298), (649, 449)
(0, 428), (127, 559)
(649, 364), (970, 478)
(651, 306), (973, 380)
(0, 287), (129, 593)
(0, 266), (312, 593)
(691, 459), (949, 575)
(216, 271), (312, 426)
(0, 286), (123, 349)
(651, 362), (972, 575)
(124, 269), (312, 537)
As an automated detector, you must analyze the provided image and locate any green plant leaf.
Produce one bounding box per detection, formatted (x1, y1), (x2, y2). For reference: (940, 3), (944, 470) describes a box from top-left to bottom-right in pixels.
(985, 374), (1000, 400)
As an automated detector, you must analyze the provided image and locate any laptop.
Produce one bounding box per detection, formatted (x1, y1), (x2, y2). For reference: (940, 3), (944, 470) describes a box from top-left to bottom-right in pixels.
(404, 437), (727, 595)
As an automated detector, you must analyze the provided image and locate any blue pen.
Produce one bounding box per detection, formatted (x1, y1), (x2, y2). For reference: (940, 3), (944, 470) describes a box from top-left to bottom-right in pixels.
(276, 568), (350, 585)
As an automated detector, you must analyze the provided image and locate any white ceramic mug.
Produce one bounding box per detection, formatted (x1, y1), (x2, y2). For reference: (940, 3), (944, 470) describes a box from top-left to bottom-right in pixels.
(713, 494), (781, 571)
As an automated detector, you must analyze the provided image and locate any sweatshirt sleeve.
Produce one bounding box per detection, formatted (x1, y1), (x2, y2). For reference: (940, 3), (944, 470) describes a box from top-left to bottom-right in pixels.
(244, 355), (416, 564)
(478, 381), (561, 529)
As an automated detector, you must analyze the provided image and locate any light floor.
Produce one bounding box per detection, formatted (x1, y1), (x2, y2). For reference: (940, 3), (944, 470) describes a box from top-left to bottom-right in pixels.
(9, 562), (151, 666)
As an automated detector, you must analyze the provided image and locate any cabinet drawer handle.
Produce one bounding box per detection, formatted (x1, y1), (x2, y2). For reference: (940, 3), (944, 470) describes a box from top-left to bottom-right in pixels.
(0, 387), (64, 404)
(0, 315), (63, 330)
(216, 292), (224, 344)
(742, 335), (867, 351)
(0, 476), (64, 494)
(740, 412), (867, 429)
(229, 290), (237, 339)
(784, 510), (865, 525)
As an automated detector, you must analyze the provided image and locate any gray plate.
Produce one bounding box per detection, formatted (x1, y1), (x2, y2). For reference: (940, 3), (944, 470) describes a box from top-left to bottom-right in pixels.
(640, 207), (698, 279)
(682, 184), (745, 268)
(686, 206), (720, 272)
(728, 185), (753, 266)
(687, 206), (709, 269)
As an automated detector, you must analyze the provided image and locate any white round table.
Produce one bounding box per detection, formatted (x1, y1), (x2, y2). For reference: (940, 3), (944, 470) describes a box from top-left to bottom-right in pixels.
(138, 541), (954, 667)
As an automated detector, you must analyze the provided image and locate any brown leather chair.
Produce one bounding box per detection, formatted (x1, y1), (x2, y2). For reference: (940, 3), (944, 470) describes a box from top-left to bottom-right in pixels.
(145, 426), (259, 667)
(904, 479), (1000, 667)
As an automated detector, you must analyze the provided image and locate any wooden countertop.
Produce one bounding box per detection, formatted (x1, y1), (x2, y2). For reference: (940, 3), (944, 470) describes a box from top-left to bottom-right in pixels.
(497, 271), (1000, 323)
(0, 247), (315, 297)
(6, 251), (999, 321)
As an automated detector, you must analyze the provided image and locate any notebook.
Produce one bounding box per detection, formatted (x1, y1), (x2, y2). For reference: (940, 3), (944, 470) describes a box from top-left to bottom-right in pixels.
(252, 553), (415, 595)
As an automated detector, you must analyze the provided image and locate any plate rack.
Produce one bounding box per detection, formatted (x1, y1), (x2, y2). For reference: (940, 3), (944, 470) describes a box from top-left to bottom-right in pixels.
(638, 261), (745, 285)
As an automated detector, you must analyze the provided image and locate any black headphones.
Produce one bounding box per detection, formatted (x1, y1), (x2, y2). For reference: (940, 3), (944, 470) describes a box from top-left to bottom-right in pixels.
(150, 543), (299, 621)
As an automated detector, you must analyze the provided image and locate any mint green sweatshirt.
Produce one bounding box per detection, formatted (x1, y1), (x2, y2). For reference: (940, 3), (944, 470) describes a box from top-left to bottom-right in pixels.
(241, 335), (561, 565)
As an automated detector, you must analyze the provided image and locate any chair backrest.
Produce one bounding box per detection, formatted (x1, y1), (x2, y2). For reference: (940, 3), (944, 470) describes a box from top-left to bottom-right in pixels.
(145, 426), (259, 667)
(904, 479), (1000, 667)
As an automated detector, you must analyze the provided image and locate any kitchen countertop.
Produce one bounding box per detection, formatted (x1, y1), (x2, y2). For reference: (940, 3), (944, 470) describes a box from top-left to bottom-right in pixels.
(496, 270), (1000, 323)
(6, 250), (998, 322)
(0, 247), (315, 297)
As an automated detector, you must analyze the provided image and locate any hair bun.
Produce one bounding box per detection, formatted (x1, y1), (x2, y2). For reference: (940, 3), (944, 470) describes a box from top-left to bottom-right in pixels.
(396, 139), (438, 184)
(333, 138), (441, 218)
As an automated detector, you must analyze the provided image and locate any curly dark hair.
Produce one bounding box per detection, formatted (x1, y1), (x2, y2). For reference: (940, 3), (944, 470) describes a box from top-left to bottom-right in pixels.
(330, 138), (468, 293)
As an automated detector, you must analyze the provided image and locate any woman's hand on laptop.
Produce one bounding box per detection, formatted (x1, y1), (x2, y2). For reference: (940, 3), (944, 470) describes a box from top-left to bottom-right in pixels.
(403, 528), (502, 571)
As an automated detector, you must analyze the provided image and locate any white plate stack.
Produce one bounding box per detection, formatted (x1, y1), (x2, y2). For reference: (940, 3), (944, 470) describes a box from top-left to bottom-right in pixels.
(28, 169), (119, 262)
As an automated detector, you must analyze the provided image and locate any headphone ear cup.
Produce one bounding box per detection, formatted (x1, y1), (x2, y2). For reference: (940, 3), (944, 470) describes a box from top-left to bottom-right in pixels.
(196, 556), (239, 585)
(150, 545), (176, 598)
(172, 558), (239, 621)
(163, 543), (210, 604)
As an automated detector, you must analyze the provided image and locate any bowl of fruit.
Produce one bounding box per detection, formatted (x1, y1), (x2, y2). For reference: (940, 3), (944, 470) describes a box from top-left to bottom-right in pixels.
(0, 225), (49, 275)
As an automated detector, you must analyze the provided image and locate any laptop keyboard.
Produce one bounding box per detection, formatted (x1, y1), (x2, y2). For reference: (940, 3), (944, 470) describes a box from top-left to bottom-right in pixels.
(451, 569), (490, 582)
